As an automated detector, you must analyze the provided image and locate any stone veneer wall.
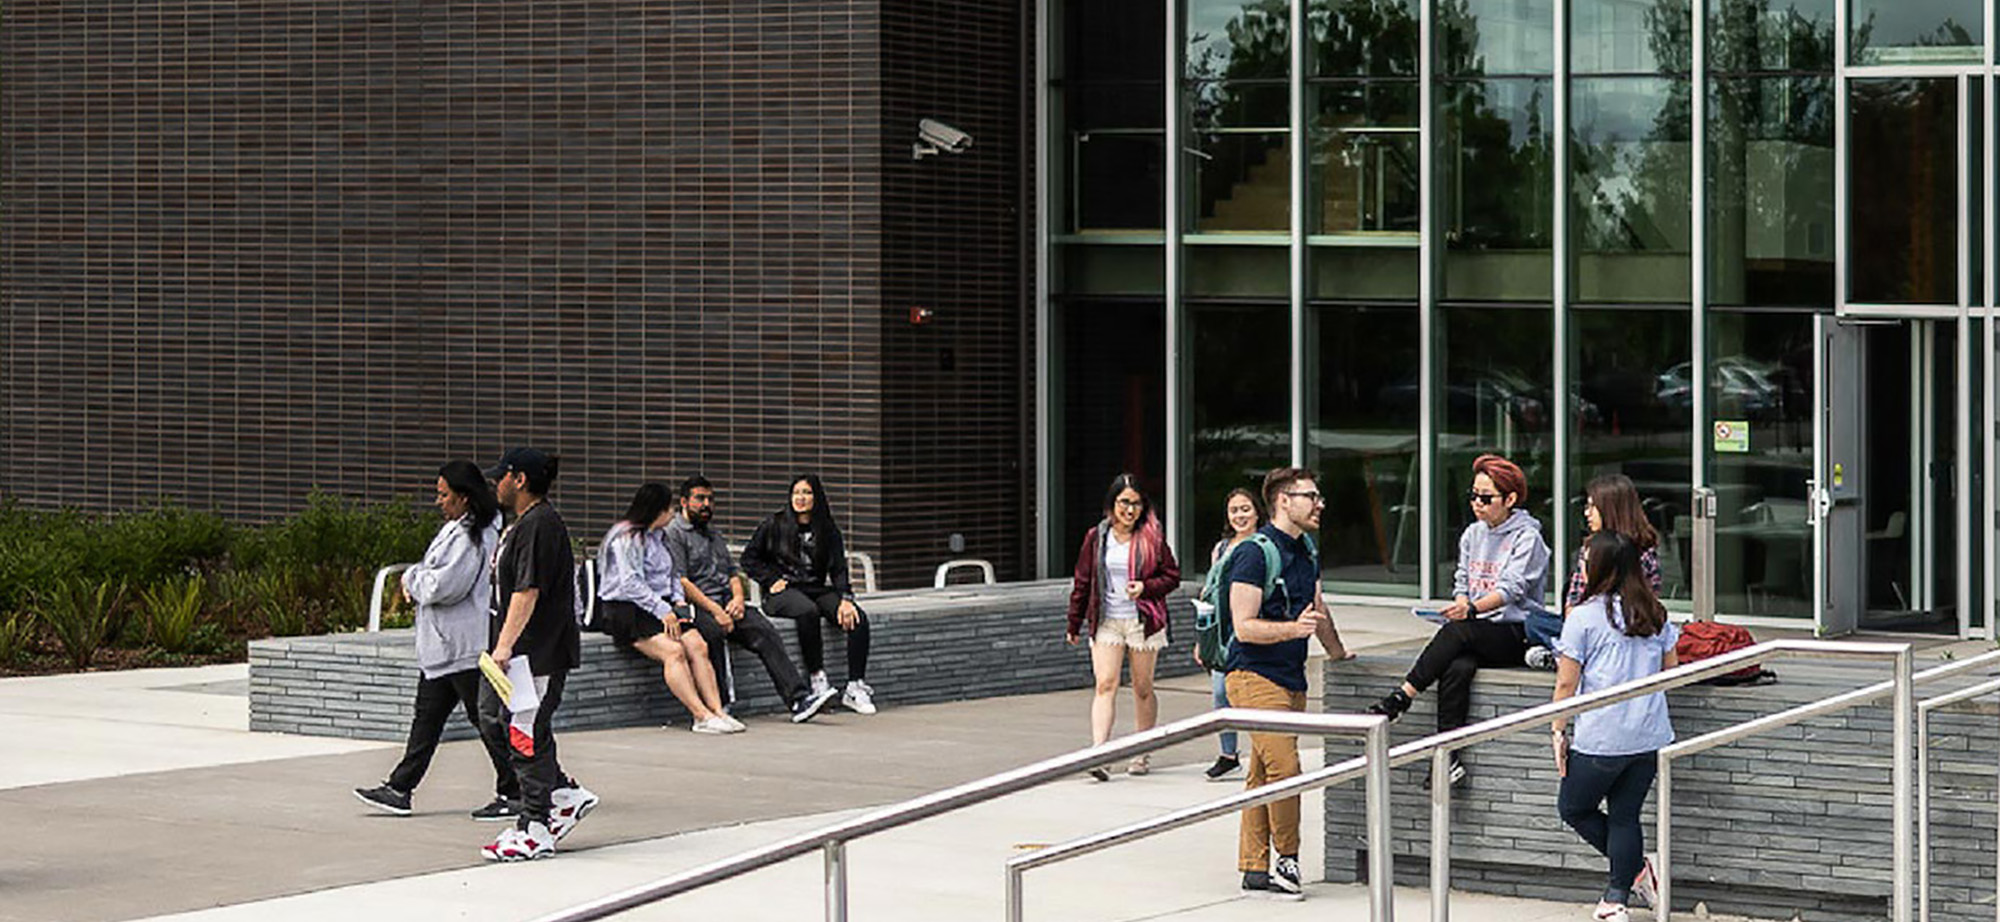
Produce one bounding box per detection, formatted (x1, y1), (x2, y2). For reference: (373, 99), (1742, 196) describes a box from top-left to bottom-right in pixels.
(250, 581), (1198, 740)
(1321, 649), (1999, 922)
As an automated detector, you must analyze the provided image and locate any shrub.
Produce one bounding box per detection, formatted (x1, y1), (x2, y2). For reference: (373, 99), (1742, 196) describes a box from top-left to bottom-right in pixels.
(234, 491), (431, 573)
(37, 578), (125, 670)
(138, 574), (207, 654)
(0, 610), (33, 666)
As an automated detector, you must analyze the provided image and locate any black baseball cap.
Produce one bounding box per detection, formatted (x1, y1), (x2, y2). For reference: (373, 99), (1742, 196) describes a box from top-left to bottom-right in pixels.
(485, 447), (551, 482)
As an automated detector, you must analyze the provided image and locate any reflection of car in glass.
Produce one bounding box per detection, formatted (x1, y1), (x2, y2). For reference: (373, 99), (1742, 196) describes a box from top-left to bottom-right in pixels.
(1655, 357), (1789, 417)
(1377, 370), (1599, 429)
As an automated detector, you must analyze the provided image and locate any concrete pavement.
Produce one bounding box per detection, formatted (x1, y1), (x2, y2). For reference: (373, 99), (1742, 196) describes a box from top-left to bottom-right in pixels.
(0, 602), (1717, 922)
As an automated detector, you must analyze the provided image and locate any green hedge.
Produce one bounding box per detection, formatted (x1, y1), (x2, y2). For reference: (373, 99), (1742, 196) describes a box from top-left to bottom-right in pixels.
(0, 491), (436, 673)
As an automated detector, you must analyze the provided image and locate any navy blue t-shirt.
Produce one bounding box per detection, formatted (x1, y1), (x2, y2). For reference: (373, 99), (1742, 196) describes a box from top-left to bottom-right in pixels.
(1221, 524), (1319, 691)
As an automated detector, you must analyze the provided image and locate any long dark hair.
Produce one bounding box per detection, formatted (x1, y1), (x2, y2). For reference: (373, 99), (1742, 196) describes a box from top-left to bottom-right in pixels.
(622, 482), (672, 530)
(1578, 530), (1667, 638)
(1586, 473), (1657, 550)
(438, 459), (499, 541)
(1218, 486), (1263, 540)
(1102, 472), (1150, 522)
(773, 474), (841, 566)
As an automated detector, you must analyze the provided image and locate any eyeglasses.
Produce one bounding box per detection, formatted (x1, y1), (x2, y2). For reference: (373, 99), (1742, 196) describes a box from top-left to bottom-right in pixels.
(1283, 490), (1324, 505)
(1468, 491), (1503, 505)
(1114, 498), (1144, 509)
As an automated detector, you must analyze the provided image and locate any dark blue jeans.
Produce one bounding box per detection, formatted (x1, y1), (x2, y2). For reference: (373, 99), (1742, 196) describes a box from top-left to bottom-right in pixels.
(1557, 750), (1657, 905)
(1524, 609), (1565, 651)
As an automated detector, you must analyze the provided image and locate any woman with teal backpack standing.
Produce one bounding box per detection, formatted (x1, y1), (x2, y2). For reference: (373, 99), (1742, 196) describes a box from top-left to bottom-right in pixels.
(1195, 488), (1262, 781)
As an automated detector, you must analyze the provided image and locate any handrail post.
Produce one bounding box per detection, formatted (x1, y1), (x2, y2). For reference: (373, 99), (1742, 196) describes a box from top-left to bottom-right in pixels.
(1657, 754), (1673, 922)
(825, 841), (847, 922)
(1919, 703), (1931, 922)
(1894, 646), (1914, 922)
(1366, 717), (1394, 922)
(367, 564), (413, 633)
(1429, 747), (1451, 922)
(1005, 864), (1024, 922)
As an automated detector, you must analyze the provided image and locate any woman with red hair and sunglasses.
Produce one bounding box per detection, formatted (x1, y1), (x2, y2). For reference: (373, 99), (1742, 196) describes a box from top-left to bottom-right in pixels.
(1367, 453), (1551, 789)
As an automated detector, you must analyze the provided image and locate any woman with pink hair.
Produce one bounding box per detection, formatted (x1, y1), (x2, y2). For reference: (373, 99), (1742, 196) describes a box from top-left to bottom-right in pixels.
(1065, 473), (1182, 780)
(1367, 453), (1551, 789)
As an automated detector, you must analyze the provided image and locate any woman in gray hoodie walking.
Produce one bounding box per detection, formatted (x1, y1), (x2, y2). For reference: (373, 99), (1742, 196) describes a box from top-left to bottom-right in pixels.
(1367, 453), (1550, 787)
(355, 460), (516, 817)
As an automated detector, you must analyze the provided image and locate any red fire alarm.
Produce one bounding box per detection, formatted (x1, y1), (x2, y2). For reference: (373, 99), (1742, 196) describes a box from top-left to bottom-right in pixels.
(909, 307), (934, 325)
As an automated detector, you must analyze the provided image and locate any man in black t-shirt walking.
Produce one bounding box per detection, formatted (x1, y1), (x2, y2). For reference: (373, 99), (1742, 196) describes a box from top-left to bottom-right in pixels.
(478, 447), (583, 862)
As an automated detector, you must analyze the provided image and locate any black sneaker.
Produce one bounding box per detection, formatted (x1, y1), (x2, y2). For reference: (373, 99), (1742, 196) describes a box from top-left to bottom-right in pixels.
(1087, 766), (1111, 782)
(1422, 756), (1468, 792)
(1204, 754), (1243, 782)
(353, 784), (411, 816)
(1242, 870), (1305, 901)
(1366, 689), (1412, 723)
(469, 797), (521, 822)
(791, 684), (838, 724)
(1271, 854), (1305, 894)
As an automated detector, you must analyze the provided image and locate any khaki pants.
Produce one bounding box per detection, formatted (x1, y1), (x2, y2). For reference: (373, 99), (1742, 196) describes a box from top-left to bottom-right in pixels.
(1226, 669), (1307, 872)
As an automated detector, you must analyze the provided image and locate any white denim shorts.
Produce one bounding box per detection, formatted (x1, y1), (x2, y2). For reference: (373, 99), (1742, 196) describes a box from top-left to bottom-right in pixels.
(1092, 616), (1168, 651)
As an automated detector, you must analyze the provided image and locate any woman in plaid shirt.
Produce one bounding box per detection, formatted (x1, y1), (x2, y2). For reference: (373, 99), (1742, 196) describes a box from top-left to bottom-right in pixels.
(1524, 474), (1661, 670)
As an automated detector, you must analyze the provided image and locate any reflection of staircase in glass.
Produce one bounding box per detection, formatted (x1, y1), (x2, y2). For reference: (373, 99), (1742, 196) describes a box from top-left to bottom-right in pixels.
(1203, 145), (1290, 231)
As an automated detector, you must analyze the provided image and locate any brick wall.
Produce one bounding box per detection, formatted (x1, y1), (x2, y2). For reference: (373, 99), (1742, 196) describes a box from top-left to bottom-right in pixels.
(249, 580), (1201, 740)
(0, 0), (1030, 587)
(1321, 651), (1999, 922)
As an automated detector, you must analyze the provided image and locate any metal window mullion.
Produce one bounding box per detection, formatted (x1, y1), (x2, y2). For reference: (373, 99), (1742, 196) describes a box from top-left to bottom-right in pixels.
(1418, 0), (1438, 600)
(1034, 0), (1053, 578)
(1552, 0), (1572, 586)
(1985, 0), (1997, 642)
(1835, 0), (1849, 311)
(1291, 0), (1307, 468)
(1691, 0), (1709, 495)
(1958, 72), (1974, 637)
(1164, 0), (1183, 545)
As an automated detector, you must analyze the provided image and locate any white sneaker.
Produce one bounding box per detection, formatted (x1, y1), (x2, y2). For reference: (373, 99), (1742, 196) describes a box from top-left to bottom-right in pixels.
(1524, 646), (1558, 671)
(547, 786), (598, 842)
(720, 713), (748, 733)
(1630, 853), (1660, 908)
(809, 671), (832, 698)
(842, 679), (877, 715)
(1592, 901), (1630, 922)
(480, 822), (555, 861)
(1270, 854), (1305, 895)
(692, 716), (734, 734)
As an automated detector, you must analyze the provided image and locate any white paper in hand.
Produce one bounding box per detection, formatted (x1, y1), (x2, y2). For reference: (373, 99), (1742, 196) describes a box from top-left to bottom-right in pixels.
(503, 656), (540, 713)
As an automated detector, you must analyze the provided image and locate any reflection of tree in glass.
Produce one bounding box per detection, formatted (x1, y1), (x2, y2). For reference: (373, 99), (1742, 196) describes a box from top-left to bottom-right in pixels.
(1310, 0), (1419, 76)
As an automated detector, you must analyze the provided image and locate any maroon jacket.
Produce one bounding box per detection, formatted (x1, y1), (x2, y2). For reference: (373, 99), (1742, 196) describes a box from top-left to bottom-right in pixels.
(1066, 515), (1182, 640)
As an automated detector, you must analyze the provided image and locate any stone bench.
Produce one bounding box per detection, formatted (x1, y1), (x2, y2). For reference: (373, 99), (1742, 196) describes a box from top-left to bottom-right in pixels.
(249, 579), (1202, 741)
(1319, 645), (1999, 922)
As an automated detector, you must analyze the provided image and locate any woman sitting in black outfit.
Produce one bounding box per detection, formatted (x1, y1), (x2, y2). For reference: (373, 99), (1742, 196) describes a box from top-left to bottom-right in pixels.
(741, 474), (879, 715)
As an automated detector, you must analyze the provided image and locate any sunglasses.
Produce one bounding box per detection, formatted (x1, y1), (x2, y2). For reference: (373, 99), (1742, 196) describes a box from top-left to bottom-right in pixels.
(1467, 491), (1504, 506)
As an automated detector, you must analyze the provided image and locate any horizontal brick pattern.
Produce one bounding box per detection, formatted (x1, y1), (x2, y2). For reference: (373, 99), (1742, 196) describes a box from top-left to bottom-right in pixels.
(249, 580), (1201, 740)
(0, 0), (1030, 586)
(1321, 653), (1999, 922)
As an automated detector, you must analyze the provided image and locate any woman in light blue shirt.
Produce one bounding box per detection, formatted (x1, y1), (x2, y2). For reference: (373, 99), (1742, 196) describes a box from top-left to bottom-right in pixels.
(1549, 531), (1679, 922)
(598, 483), (742, 735)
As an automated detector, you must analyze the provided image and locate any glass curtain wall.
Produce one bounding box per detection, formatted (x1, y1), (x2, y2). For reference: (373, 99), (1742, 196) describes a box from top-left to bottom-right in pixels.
(1310, 0), (1424, 592)
(1043, 0), (1982, 627)
(1701, 0), (1831, 617)
(1051, 0), (1168, 570)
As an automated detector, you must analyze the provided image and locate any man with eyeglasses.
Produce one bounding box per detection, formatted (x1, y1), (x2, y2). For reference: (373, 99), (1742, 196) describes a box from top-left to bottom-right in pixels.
(1221, 466), (1349, 900)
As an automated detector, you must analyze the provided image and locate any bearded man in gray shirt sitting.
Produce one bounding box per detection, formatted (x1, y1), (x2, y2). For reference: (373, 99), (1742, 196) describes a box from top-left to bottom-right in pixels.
(665, 475), (838, 723)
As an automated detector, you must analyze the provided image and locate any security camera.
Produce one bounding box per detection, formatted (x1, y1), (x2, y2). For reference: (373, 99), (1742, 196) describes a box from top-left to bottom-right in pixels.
(913, 118), (973, 159)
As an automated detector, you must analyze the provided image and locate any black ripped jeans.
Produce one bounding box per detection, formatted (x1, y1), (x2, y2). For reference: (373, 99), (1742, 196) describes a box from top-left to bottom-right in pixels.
(1402, 618), (1528, 732)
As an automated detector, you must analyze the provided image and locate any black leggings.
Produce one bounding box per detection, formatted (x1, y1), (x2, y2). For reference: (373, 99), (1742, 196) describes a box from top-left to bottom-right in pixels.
(1403, 619), (1528, 732)
(387, 668), (516, 799)
(766, 586), (870, 681)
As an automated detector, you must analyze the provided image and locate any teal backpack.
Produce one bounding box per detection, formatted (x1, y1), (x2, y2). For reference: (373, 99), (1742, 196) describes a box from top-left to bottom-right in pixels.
(1194, 532), (1319, 670)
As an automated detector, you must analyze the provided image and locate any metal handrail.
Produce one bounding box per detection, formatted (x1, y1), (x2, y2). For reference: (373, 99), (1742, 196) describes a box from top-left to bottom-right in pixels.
(932, 558), (996, 588)
(528, 709), (1394, 922)
(1007, 640), (1916, 922)
(1659, 648), (2000, 922)
(1912, 651), (2000, 922)
(366, 563), (415, 632)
